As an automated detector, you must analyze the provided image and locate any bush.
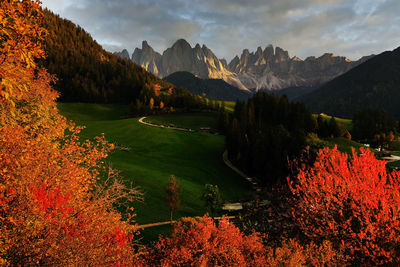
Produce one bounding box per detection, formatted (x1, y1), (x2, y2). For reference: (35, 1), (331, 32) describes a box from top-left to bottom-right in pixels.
(289, 146), (400, 264)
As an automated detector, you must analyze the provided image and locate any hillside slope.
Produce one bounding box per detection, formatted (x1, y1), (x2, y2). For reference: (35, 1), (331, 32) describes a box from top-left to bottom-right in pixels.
(41, 10), (170, 103)
(164, 71), (251, 101)
(300, 46), (400, 119)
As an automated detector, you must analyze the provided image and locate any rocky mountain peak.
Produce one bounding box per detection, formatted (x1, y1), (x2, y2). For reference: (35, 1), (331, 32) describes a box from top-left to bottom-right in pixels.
(264, 44), (274, 59)
(275, 47), (290, 62)
(171, 39), (192, 51)
(114, 49), (130, 60)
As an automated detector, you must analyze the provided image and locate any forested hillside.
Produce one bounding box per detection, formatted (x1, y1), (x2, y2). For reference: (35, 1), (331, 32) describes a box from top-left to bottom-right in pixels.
(41, 9), (171, 103)
(300, 47), (400, 119)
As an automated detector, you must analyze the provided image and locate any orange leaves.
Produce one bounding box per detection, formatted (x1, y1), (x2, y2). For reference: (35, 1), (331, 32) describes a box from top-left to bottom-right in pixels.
(0, 1), (138, 265)
(145, 216), (268, 266)
(290, 146), (400, 264)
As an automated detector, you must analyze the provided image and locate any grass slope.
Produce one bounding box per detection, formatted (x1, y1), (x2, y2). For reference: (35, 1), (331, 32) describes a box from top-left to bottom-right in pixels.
(58, 103), (251, 240)
(313, 113), (353, 130)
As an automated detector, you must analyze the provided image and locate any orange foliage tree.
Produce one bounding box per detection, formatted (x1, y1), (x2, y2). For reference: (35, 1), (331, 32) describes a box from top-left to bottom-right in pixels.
(266, 239), (347, 267)
(144, 216), (267, 266)
(289, 146), (400, 264)
(165, 175), (181, 223)
(0, 1), (139, 265)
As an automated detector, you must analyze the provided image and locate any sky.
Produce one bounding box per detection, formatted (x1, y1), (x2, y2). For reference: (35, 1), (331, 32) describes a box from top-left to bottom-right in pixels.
(41, 0), (400, 61)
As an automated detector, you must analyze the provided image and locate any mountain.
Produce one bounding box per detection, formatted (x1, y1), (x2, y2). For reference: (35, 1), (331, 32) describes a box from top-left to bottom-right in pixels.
(300, 46), (400, 119)
(114, 49), (130, 60)
(118, 40), (373, 93)
(164, 71), (251, 101)
(41, 10), (170, 103)
(268, 86), (319, 101)
(228, 46), (373, 90)
(129, 39), (247, 90)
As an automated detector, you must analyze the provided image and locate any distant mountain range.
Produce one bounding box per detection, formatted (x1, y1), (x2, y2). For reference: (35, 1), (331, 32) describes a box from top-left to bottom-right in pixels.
(163, 71), (251, 101)
(116, 39), (373, 92)
(300, 46), (400, 119)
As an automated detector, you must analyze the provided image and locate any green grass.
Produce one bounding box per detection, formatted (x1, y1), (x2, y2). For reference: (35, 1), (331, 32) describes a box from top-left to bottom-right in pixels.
(221, 101), (235, 112)
(145, 113), (218, 131)
(58, 103), (251, 241)
(389, 141), (400, 151)
(307, 136), (368, 155)
(313, 113), (353, 130)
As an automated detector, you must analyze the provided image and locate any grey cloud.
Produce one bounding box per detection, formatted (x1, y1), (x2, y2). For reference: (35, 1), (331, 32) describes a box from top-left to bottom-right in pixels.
(41, 0), (400, 61)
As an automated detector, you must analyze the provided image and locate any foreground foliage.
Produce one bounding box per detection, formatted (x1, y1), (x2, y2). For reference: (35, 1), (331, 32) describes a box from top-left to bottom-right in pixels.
(144, 216), (267, 266)
(290, 146), (400, 264)
(0, 1), (138, 264)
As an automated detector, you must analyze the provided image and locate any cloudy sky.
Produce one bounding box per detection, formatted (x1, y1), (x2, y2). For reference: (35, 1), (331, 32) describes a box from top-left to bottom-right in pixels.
(41, 0), (400, 61)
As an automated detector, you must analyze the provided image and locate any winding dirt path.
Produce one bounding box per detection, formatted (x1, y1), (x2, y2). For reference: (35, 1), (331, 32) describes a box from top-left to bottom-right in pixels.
(138, 116), (195, 132)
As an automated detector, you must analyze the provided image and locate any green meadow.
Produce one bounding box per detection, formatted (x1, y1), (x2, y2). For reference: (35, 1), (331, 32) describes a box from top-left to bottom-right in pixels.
(313, 113), (353, 130)
(58, 103), (251, 241)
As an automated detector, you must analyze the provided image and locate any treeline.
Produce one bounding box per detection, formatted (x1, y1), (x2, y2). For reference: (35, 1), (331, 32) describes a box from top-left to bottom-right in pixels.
(41, 9), (171, 103)
(220, 92), (316, 185)
(352, 108), (399, 148)
(129, 86), (224, 116)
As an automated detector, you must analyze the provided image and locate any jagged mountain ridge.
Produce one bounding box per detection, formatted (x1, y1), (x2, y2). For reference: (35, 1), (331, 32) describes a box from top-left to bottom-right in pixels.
(118, 39), (373, 91)
(229, 45), (373, 90)
(131, 39), (247, 90)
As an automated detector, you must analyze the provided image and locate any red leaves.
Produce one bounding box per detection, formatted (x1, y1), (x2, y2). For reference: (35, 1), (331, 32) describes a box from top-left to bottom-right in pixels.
(290, 146), (400, 264)
(146, 216), (267, 266)
(32, 185), (72, 217)
(0, 1), (137, 265)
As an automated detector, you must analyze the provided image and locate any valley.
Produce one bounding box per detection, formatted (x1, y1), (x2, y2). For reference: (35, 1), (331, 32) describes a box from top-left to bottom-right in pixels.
(58, 103), (252, 241)
(4, 1), (400, 265)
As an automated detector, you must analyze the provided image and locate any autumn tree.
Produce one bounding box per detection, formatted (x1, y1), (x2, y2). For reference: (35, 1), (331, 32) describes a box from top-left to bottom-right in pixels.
(145, 216), (267, 266)
(289, 146), (400, 264)
(201, 184), (222, 219)
(0, 1), (140, 265)
(165, 175), (181, 223)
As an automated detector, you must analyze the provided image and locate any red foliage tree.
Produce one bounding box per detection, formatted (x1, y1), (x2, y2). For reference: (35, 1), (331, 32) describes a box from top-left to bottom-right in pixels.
(0, 1), (140, 265)
(289, 146), (400, 264)
(145, 216), (267, 266)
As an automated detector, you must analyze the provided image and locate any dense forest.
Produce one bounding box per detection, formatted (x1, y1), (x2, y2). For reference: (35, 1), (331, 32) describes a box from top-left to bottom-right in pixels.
(221, 93), (316, 184)
(300, 46), (400, 119)
(41, 9), (171, 103)
(352, 108), (398, 148)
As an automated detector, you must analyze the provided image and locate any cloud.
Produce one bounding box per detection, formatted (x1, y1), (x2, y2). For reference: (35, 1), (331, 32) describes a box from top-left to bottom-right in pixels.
(41, 0), (400, 61)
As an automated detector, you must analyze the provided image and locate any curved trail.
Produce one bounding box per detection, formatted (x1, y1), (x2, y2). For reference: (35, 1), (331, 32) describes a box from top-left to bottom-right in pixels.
(138, 116), (194, 132)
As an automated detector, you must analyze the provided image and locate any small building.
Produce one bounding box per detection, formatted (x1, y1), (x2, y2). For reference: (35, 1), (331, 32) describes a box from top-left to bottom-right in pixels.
(199, 127), (211, 133)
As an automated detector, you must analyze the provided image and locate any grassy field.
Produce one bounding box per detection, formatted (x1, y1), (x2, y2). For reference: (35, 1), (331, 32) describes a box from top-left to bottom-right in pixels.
(145, 113), (218, 131)
(307, 135), (368, 155)
(58, 103), (251, 241)
(221, 101), (235, 112)
(313, 113), (353, 130)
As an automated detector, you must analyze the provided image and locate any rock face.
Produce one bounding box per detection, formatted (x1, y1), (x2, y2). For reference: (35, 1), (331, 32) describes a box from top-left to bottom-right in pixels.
(131, 41), (162, 76)
(114, 49), (130, 60)
(117, 39), (373, 91)
(228, 46), (372, 90)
